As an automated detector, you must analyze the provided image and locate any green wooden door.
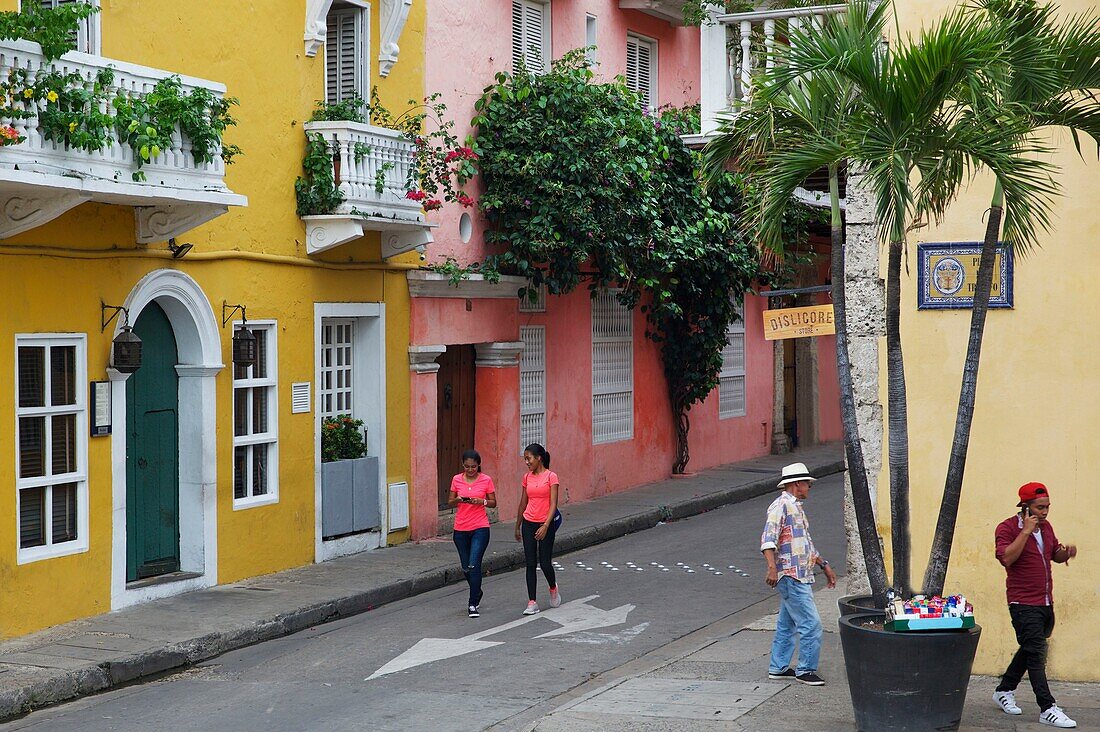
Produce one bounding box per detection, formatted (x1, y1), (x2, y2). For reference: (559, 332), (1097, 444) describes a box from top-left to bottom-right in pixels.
(126, 302), (181, 581)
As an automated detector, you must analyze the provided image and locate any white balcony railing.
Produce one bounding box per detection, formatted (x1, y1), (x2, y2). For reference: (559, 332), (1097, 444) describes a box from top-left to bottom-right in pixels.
(697, 4), (847, 139)
(0, 39), (246, 242)
(300, 120), (434, 258)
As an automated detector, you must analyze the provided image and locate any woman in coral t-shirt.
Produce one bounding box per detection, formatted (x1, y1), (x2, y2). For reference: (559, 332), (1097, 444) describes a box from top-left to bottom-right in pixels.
(448, 449), (496, 618)
(514, 443), (562, 615)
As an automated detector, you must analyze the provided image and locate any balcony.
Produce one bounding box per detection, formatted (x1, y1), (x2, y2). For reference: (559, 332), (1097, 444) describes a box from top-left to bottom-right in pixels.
(693, 3), (847, 143)
(300, 120), (434, 258)
(618, 1), (686, 24)
(0, 39), (246, 242)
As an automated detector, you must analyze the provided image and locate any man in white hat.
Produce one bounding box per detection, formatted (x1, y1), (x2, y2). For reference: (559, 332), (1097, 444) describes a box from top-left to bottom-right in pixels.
(760, 462), (836, 685)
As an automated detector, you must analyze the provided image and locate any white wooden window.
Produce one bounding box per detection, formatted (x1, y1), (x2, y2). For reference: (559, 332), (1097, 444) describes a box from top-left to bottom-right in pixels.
(719, 303), (747, 418)
(626, 33), (657, 110)
(28, 0), (100, 55)
(585, 14), (598, 66)
(592, 289), (633, 444)
(512, 0), (551, 74)
(15, 334), (88, 563)
(320, 319), (355, 420)
(233, 322), (279, 508)
(520, 325), (546, 451)
(326, 1), (369, 104)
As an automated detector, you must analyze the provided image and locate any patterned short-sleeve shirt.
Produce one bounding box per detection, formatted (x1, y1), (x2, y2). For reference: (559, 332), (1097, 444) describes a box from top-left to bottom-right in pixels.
(760, 491), (819, 584)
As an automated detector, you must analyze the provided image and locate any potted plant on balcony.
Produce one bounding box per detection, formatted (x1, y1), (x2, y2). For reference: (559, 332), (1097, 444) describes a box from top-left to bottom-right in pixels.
(320, 415), (379, 538)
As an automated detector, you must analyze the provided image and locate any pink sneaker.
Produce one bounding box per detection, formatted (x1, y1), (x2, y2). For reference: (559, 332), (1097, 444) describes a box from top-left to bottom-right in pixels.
(549, 586), (562, 608)
(522, 600), (540, 615)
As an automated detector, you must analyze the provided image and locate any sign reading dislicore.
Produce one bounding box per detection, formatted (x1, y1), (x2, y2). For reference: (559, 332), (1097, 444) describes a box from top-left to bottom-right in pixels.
(762, 305), (836, 341)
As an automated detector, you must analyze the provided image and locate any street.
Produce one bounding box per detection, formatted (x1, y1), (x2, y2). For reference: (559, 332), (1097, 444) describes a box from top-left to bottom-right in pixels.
(0, 476), (846, 732)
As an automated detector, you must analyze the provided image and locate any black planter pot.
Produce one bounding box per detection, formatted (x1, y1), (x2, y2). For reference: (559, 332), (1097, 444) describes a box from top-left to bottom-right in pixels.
(840, 613), (981, 732)
(838, 594), (880, 617)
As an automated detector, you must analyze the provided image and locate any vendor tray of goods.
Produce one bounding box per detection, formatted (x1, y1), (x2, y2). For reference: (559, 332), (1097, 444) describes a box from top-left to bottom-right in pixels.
(885, 594), (975, 632)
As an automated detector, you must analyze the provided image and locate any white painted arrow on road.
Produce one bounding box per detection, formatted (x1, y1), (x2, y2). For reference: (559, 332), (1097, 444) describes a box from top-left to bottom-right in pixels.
(367, 595), (635, 680)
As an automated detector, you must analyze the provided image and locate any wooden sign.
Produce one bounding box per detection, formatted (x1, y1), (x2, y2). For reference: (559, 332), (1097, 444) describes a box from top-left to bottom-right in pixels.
(917, 242), (1014, 309)
(762, 305), (836, 340)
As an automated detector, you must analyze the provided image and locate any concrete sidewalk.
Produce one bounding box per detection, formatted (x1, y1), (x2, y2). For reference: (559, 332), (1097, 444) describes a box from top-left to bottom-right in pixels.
(523, 580), (1100, 731)
(0, 443), (844, 722)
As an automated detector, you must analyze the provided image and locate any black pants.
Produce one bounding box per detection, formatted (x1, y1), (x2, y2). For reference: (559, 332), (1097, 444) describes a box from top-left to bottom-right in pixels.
(996, 604), (1056, 711)
(521, 515), (559, 601)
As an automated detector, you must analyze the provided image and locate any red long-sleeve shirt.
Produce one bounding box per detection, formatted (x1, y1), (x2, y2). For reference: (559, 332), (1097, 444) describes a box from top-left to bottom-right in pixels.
(995, 515), (1059, 606)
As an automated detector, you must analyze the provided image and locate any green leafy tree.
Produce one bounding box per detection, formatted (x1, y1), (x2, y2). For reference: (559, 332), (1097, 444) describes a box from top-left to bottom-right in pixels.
(472, 52), (816, 472)
(923, 0), (1100, 595)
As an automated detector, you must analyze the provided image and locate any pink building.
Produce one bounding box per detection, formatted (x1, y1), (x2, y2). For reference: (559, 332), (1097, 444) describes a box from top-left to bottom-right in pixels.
(407, 0), (841, 539)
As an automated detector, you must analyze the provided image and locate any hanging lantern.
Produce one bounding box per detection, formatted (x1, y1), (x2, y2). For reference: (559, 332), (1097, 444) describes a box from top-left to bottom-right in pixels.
(233, 325), (257, 368)
(111, 326), (143, 373)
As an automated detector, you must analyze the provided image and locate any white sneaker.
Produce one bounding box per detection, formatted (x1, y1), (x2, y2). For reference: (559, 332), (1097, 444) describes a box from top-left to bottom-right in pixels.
(993, 690), (1022, 715)
(1040, 705), (1077, 728)
(549, 586), (562, 608)
(522, 600), (540, 615)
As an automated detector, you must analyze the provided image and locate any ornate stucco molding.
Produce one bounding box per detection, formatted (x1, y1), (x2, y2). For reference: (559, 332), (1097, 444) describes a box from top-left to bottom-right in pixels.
(379, 0), (413, 77)
(304, 0), (336, 57)
(409, 344), (447, 373)
(474, 341), (524, 368)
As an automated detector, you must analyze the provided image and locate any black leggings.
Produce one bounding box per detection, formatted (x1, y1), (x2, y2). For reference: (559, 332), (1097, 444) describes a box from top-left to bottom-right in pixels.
(521, 516), (559, 601)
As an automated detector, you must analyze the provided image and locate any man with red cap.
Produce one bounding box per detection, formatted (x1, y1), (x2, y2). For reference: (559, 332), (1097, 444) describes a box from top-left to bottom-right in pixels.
(992, 482), (1078, 728)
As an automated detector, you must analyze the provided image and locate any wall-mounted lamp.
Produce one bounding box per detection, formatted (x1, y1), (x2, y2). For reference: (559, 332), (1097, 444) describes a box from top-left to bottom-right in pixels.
(167, 238), (193, 259)
(101, 302), (142, 373)
(222, 301), (256, 368)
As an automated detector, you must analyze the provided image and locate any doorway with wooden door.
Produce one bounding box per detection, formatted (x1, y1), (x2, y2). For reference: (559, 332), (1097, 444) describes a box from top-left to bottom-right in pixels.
(125, 301), (181, 582)
(436, 345), (476, 510)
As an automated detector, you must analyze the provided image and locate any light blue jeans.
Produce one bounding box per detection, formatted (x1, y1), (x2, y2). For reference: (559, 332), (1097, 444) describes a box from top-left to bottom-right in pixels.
(768, 576), (823, 675)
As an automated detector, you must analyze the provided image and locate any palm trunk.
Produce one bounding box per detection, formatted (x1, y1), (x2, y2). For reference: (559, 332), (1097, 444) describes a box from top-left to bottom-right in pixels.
(886, 237), (912, 596)
(829, 164), (890, 606)
(922, 181), (1004, 596)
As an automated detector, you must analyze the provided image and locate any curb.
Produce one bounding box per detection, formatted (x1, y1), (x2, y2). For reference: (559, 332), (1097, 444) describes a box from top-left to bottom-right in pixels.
(0, 456), (845, 721)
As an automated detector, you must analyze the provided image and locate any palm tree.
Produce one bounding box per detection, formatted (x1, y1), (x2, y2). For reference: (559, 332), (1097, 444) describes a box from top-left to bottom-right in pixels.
(773, 0), (1056, 598)
(705, 0), (1065, 604)
(702, 1), (892, 605)
(923, 0), (1100, 595)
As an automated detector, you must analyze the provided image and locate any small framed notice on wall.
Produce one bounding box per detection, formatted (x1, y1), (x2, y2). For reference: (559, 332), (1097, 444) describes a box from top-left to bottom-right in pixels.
(90, 381), (111, 436)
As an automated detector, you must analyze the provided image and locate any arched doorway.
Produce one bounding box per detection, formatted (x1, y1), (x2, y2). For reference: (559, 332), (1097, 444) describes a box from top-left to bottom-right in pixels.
(125, 302), (181, 581)
(111, 269), (222, 608)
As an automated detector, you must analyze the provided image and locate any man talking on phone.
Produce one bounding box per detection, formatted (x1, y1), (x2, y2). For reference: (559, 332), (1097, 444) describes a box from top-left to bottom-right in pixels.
(992, 482), (1078, 728)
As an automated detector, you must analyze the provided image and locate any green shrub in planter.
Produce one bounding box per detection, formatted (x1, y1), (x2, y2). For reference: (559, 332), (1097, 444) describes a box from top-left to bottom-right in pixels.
(321, 415), (366, 463)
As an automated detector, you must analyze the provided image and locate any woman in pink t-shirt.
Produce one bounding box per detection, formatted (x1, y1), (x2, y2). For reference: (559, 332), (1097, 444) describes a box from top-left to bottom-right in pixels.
(514, 443), (562, 615)
(448, 449), (496, 618)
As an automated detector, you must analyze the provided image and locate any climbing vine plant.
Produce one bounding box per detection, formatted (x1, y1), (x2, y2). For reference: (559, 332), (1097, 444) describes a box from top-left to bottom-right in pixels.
(472, 51), (821, 473)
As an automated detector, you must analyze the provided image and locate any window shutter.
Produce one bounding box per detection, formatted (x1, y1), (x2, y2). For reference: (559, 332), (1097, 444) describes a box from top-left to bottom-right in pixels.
(326, 6), (364, 104)
(520, 326), (546, 450)
(592, 290), (633, 443)
(626, 35), (655, 110)
(513, 0), (549, 74)
(719, 302), (747, 418)
(49, 0), (96, 55)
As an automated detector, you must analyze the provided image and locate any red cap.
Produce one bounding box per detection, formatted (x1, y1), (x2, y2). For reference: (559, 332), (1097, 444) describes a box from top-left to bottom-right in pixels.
(1017, 482), (1049, 506)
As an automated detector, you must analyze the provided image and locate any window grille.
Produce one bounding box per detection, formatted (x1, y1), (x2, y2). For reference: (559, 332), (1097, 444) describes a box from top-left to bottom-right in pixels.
(520, 326), (546, 450)
(512, 0), (551, 74)
(592, 289), (633, 443)
(626, 34), (657, 110)
(719, 302), (747, 418)
(233, 323), (279, 505)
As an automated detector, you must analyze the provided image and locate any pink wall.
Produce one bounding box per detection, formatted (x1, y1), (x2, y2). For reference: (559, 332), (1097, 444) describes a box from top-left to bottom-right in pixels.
(686, 293), (777, 470)
(424, 0), (702, 268)
(411, 297), (518, 345)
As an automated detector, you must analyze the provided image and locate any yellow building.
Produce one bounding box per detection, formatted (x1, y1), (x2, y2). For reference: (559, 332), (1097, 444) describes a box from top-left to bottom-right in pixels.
(0, 0), (425, 637)
(881, 0), (1100, 681)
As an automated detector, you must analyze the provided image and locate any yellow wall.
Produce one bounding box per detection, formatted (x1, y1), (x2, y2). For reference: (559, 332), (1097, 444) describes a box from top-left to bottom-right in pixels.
(0, 1), (421, 635)
(880, 0), (1100, 680)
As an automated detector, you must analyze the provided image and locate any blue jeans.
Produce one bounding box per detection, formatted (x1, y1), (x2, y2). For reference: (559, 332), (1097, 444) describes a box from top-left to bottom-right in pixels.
(769, 576), (823, 675)
(453, 527), (490, 607)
